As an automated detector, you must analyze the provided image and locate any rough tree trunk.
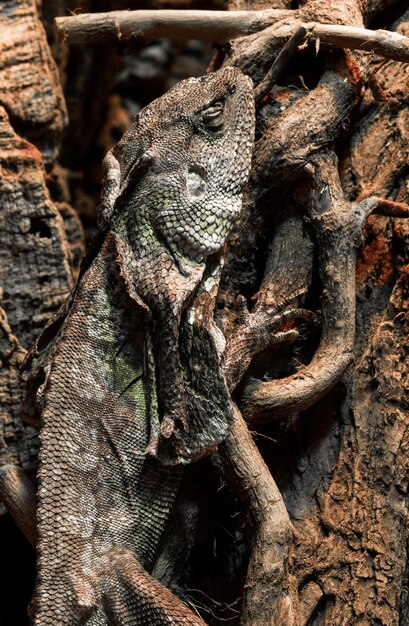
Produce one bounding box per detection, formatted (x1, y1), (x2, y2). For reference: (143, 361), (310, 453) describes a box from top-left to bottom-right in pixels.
(0, 0), (407, 625)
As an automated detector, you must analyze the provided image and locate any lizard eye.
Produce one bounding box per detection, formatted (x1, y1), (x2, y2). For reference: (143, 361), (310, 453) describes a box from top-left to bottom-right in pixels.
(201, 102), (224, 131)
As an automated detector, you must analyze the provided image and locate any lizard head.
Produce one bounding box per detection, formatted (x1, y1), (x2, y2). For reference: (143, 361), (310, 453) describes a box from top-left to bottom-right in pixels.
(106, 66), (255, 265)
(97, 69), (255, 463)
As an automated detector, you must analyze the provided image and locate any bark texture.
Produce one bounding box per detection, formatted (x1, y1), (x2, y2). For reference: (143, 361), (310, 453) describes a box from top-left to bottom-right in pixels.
(0, 0), (408, 625)
(0, 0), (80, 475)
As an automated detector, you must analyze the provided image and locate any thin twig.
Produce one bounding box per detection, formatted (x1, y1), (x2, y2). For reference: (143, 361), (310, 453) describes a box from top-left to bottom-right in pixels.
(311, 23), (409, 63)
(359, 196), (409, 218)
(254, 24), (309, 102)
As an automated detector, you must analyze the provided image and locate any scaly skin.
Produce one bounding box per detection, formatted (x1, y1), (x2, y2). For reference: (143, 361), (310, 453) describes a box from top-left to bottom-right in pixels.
(21, 67), (255, 624)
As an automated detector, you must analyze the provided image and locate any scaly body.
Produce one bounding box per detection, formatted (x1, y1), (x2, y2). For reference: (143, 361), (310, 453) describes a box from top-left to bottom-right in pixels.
(20, 67), (255, 624)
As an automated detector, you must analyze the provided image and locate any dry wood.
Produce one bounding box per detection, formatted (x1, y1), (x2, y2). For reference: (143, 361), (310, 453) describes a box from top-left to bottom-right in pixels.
(221, 403), (296, 626)
(55, 10), (409, 64)
(55, 9), (290, 44)
(0, 306), (36, 472)
(0, 0), (80, 481)
(310, 22), (409, 63)
(0, 466), (36, 547)
(241, 154), (372, 423)
(0, 0), (67, 162)
(1, 0), (408, 624)
(254, 24), (308, 101)
(237, 190), (409, 423)
(0, 108), (73, 349)
(361, 196), (409, 218)
(215, 0), (409, 622)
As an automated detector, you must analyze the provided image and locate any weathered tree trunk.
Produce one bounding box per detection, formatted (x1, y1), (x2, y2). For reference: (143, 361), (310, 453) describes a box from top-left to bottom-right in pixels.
(0, 0), (408, 625)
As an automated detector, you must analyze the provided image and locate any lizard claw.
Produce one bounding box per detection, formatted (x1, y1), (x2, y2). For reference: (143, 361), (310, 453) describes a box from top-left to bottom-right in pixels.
(235, 294), (250, 324)
(223, 296), (319, 391)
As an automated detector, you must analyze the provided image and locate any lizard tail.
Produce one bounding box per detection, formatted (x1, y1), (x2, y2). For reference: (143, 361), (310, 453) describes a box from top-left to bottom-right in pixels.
(102, 548), (206, 626)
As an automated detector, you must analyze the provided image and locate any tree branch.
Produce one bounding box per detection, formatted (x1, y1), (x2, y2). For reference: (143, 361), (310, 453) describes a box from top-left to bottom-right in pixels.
(241, 171), (409, 427)
(254, 24), (309, 102)
(220, 403), (297, 625)
(241, 152), (363, 423)
(54, 10), (409, 64)
(359, 196), (409, 218)
(54, 9), (290, 44)
(310, 22), (409, 63)
(0, 465), (36, 547)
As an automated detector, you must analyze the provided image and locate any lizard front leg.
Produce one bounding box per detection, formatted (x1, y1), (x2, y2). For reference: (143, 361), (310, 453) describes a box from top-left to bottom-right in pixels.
(223, 291), (318, 392)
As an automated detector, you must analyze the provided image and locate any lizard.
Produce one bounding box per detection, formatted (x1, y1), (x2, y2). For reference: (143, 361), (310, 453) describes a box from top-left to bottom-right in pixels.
(0, 66), (255, 625)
